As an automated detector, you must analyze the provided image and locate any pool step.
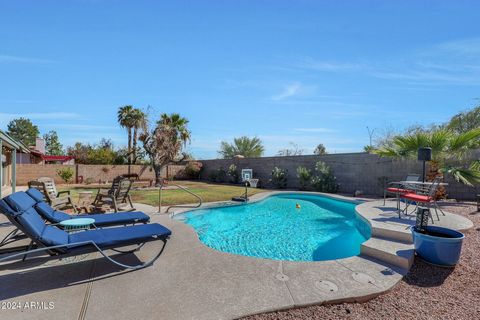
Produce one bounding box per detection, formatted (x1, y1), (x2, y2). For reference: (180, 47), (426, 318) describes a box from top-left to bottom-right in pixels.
(361, 237), (414, 270)
(371, 226), (413, 244)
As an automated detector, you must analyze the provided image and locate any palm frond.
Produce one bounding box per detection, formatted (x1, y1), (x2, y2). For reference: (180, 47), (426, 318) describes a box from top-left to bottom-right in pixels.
(448, 128), (480, 159)
(440, 165), (480, 186)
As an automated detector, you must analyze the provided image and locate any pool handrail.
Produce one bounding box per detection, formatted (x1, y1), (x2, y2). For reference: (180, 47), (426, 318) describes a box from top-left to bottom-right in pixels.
(158, 183), (203, 214)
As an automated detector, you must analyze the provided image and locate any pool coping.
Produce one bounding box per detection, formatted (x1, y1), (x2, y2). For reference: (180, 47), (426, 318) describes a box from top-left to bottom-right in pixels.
(160, 190), (473, 319)
(158, 191), (410, 318)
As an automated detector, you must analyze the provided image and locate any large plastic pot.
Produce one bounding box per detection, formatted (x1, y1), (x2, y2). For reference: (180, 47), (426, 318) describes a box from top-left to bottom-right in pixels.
(411, 226), (465, 266)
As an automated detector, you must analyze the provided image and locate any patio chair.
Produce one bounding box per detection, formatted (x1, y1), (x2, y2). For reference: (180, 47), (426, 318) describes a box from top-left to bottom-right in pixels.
(383, 173), (421, 207)
(92, 176), (135, 212)
(25, 188), (150, 227)
(399, 176), (445, 222)
(0, 191), (171, 270)
(28, 177), (78, 213)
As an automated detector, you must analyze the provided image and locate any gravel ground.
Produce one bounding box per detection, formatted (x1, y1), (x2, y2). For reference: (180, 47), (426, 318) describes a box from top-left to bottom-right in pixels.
(242, 202), (480, 320)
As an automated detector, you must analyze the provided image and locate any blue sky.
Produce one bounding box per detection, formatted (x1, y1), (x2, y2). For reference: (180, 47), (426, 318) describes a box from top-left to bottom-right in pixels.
(1, 1), (479, 159)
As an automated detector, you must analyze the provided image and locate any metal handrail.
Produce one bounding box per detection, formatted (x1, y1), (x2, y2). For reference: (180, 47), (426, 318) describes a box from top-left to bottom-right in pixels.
(158, 183), (203, 214)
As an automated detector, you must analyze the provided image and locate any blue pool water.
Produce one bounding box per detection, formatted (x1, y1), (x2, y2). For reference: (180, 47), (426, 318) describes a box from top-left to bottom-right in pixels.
(174, 193), (371, 262)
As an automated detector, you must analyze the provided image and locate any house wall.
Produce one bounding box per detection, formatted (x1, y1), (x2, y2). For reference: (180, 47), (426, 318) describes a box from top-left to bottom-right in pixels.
(16, 164), (186, 185)
(200, 152), (480, 200)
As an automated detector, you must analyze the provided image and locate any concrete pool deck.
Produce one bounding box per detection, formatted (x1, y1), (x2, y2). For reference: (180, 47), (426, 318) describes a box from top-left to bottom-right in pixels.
(0, 192), (473, 320)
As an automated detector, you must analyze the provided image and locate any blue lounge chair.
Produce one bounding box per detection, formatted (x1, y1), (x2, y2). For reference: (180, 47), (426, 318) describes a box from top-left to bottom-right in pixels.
(25, 188), (150, 227)
(0, 192), (171, 270)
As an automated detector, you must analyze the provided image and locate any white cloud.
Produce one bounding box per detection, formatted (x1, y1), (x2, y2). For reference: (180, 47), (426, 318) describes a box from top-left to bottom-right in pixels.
(271, 82), (318, 101)
(0, 55), (56, 64)
(271, 82), (303, 101)
(297, 57), (365, 72)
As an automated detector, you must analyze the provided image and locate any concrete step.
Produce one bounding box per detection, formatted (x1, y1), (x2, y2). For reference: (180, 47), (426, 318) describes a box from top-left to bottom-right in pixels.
(371, 226), (413, 244)
(361, 237), (414, 270)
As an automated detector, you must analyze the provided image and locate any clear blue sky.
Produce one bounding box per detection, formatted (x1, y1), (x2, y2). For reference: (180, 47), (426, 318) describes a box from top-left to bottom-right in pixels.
(1, 1), (479, 159)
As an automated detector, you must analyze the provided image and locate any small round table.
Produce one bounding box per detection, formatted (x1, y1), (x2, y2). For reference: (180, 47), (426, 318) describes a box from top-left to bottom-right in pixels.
(59, 218), (95, 232)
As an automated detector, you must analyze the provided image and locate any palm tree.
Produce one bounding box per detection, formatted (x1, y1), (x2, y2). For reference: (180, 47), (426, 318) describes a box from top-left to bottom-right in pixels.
(374, 128), (480, 186)
(219, 136), (265, 158)
(117, 105), (135, 166)
(159, 113), (191, 146)
(131, 108), (147, 164)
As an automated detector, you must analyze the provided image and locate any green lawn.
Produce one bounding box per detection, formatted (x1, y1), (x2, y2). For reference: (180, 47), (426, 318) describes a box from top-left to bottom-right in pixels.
(60, 180), (270, 207)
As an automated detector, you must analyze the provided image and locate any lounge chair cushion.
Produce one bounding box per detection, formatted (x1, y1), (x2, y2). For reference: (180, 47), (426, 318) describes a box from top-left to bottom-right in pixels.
(80, 211), (150, 226)
(0, 199), (19, 217)
(39, 225), (69, 246)
(26, 188), (46, 203)
(35, 202), (72, 222)
(69, 223), (171, 248)
(35, 201), (150, 226)
(4, 192), (37, 212)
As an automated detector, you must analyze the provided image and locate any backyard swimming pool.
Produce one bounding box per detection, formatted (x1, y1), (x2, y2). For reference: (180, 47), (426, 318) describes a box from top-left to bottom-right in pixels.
(173, 193), (371, 261)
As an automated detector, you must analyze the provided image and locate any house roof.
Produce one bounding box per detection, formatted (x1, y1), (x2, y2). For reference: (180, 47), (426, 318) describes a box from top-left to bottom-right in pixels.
(0, 130), (31, 153)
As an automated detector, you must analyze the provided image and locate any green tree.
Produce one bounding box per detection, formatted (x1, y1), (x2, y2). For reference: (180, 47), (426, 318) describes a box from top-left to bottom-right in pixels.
(6, 117), (39, 146)
(314, 143), (327, 155)
(219, 136), (264, 158)
(446, 105), (480, 134)
(43, 130), (63, 155)
(118, 105), (135, 165)
(66, 142), (92, 164)
(131, 108), (147, 164)
(141, 113), (191, 186)
(374, 128), (480, 186)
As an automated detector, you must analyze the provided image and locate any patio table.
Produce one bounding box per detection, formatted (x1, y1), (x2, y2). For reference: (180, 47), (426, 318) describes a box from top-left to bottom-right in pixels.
(59, 218), (95, 233)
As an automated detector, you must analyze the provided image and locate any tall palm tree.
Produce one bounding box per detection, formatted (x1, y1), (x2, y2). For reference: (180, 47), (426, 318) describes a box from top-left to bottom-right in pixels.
(117, 105), (135, 166)
(159, 113), (191, 146)
(219, 136), (265, 158)
(375, 128), (480, 185)
(131, 108), (147, 164)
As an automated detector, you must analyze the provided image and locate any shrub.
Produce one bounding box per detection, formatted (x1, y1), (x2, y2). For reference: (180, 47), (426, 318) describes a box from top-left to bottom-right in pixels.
(208, 170), (217, 182)
(311, 161), (338, 193)
(216, 167), (227, 182)
(296, 166), (311, 190)
(271, 167), (288, 189)
(57, 167), (74, 184)
(185, 161), (203, 179)
(227, 164), (239, 183)
(84, 177), (95, 185)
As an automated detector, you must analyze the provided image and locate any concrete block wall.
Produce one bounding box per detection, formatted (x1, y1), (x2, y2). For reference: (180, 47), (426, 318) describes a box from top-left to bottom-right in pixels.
(200, 153), (478, 200)
(17, 164), (186, 185)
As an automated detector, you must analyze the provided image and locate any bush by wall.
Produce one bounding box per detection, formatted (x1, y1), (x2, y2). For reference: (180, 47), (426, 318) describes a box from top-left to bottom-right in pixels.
(296, 166), (311, 190)
(271, 167), (288, 189)
(311, 161), (339, 193)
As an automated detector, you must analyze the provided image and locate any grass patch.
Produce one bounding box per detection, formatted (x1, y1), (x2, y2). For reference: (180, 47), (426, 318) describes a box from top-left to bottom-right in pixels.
(59, 180), (270, 207)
